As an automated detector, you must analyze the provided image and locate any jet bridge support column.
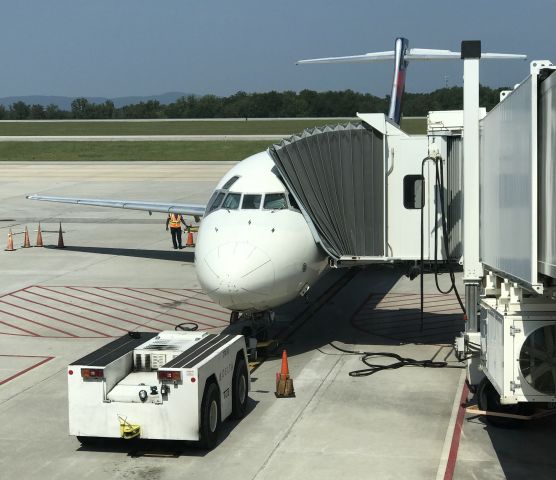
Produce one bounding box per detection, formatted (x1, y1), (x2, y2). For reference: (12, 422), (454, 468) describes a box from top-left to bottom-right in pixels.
(462, 41), (483, 332)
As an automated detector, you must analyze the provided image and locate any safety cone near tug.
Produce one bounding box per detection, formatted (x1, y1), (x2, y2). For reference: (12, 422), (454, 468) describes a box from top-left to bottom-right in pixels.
(275, 350), (295, 398)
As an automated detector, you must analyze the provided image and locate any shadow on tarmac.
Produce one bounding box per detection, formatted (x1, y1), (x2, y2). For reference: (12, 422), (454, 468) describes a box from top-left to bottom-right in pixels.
(46, 245), (195, 262)
(464, 413), (556, 480)
(270, 264), (466, 355)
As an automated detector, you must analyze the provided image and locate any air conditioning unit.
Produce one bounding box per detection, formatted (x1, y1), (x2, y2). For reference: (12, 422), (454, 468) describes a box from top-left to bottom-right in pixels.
(480, 298), (556, 403)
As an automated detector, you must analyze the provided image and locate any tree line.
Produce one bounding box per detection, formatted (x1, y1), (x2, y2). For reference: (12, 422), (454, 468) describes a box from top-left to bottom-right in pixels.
(0, 86), (506, 120)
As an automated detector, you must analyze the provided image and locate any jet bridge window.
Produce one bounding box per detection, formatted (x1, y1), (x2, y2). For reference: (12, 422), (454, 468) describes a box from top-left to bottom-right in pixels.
(403, 175), (425, 209)
(222, 193), (241, 210)
(241, 194), (262, 209)
(263, 193), (287, 210)
(207, 191), (225, 213)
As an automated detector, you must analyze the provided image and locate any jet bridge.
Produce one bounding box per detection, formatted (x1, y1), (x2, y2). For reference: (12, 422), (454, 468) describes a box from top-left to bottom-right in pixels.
(269, 123), (385, 263)
(269, 117), (457, 266)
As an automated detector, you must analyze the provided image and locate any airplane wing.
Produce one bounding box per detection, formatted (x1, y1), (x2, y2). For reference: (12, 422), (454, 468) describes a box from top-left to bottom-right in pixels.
(297, 48), (526, 64)
(26, 194), (205, 219)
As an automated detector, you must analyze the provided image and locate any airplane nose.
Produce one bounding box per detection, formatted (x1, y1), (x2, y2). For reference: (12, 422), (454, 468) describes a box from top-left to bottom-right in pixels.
(197, 242), (275, 311)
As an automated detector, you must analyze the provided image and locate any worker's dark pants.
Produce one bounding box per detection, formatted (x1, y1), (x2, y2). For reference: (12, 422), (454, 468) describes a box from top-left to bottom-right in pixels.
(170, 227), (182, 248)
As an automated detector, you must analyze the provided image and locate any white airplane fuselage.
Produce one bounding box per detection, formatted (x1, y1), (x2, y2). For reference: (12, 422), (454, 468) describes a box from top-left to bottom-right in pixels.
(195, 151), (328, 312)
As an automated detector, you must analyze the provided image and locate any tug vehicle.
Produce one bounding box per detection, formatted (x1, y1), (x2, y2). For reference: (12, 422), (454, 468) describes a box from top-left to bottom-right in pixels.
(68, 330), (249, 449)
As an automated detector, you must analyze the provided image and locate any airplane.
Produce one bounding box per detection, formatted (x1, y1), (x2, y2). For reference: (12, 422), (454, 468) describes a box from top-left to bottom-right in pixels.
(27, 38), (525, 325)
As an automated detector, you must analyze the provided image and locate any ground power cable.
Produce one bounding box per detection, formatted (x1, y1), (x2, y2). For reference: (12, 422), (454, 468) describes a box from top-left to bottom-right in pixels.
(420, 155), (466, 332)
(327, 342), (463, 377)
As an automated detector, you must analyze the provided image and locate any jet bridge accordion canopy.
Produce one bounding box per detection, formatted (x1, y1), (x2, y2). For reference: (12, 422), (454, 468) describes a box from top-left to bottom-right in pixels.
(269, 123), (384, 261)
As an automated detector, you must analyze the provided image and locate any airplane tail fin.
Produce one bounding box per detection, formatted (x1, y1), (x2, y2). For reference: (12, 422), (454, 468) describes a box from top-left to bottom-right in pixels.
(389, 38), (409, 124)
(297, 39), (526, 124)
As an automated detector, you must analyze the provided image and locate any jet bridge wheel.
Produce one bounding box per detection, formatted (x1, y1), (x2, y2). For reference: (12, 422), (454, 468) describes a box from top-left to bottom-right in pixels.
(476, 377), (529, 428)
(199, 381), (221, 450)
(231, 355), (248, 420)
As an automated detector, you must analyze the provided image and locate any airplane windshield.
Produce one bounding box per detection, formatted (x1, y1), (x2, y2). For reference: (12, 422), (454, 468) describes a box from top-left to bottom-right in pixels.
(264, 193), (287, 210)
(222, 193), (241, 210)
(207, 191), (225, 213)
(242, 194), (262, 209)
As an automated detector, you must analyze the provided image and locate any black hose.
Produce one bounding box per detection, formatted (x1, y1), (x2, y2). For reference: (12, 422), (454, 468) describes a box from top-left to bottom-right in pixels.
(328, 342), (463, 376)
(175, 322), (198, 331)
(420, 155), (466, 331)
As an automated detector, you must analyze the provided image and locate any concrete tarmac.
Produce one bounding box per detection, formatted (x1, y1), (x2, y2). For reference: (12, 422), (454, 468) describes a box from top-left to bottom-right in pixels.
(0, 162), (554, 480)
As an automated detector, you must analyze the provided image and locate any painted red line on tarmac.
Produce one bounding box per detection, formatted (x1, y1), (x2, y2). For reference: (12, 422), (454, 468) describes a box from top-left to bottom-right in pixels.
(13, 292), (122, 337)
(357, 306), (462, 321)
(63, 286), (181, 328)
(0, 356), (54, 385)
(2, 296), (123, 339)
(124, 287), (228, 323)
(365, 296), (461, 309)
(443, 381), (470, 480)
(25, 288), (158, 333)
(0, 318), (39, 336)
(0, 331), (35, 337)
(0, 304), (76, 337)
(94, 287), (219, 329)
(154, 288), (229, 313)
(126, 288), (230, 316)
(40, 286), (172, 328)
(0, 286), (28, 299)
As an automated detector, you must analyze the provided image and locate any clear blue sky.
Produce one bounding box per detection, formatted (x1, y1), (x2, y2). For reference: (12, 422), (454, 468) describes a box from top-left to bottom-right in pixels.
(0, 0), (553, 98)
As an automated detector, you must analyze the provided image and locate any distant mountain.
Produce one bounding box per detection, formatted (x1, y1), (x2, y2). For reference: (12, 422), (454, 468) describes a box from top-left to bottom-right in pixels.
(0, 92), (191, 110)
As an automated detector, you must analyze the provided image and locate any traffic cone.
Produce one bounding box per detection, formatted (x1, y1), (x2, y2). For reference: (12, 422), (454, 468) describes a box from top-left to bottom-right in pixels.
(275, 350), (295, 398)
(185, 230), (195, 247)
(35, 223), (43, 247)
(57, 222), (65, 248)
(22, 226), (31, 248)
(5, 229), (15, 251)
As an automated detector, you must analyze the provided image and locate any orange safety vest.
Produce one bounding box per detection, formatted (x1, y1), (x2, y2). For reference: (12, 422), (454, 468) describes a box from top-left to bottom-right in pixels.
(168, 214), (181, 229)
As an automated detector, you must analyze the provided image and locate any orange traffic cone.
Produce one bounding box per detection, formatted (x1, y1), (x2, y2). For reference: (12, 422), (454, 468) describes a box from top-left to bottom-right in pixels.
(5, 229), (15, 251)
(185, 230), (195, 247)
(57, 222), (65, 248)
(35, 223), (44, 247)
(22, 226), (31, 248)
(275, 350), (295, 398)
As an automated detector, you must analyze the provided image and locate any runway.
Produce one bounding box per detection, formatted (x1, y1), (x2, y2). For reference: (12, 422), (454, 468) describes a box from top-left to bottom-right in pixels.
(1, 161), (554, 480)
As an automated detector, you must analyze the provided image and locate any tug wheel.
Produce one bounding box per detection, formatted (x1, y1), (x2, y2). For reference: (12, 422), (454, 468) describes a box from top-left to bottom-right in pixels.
(231, 356), (249, 420)
(199, 381), (220, 449)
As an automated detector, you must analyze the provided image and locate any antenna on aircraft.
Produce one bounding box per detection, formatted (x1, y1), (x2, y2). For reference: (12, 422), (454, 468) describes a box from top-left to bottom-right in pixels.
(297, 38), (526, 124)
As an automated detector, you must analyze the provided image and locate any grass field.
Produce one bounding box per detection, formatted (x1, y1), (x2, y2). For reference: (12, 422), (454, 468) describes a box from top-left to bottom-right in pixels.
(0, 117), (427, 161)
(0, 141), (272, 161)
(0, 119), (355, 136)
(0, 117), (426, 136)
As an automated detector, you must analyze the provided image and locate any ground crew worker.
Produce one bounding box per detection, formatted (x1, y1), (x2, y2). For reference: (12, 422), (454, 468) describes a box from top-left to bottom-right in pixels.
(166, 213), (187, 249)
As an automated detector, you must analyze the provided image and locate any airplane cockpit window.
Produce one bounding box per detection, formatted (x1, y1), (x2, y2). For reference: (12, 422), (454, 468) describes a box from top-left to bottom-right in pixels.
(263, 193), (287, 210)
(207, 191), (225, 213)
(241, 194), (262, 209)
(222, 175), (240, 190)
(222, 193), (241, 210)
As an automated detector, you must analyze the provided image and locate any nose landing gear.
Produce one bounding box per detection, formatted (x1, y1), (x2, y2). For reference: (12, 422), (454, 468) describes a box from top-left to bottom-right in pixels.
(228, 310), (276, 361)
